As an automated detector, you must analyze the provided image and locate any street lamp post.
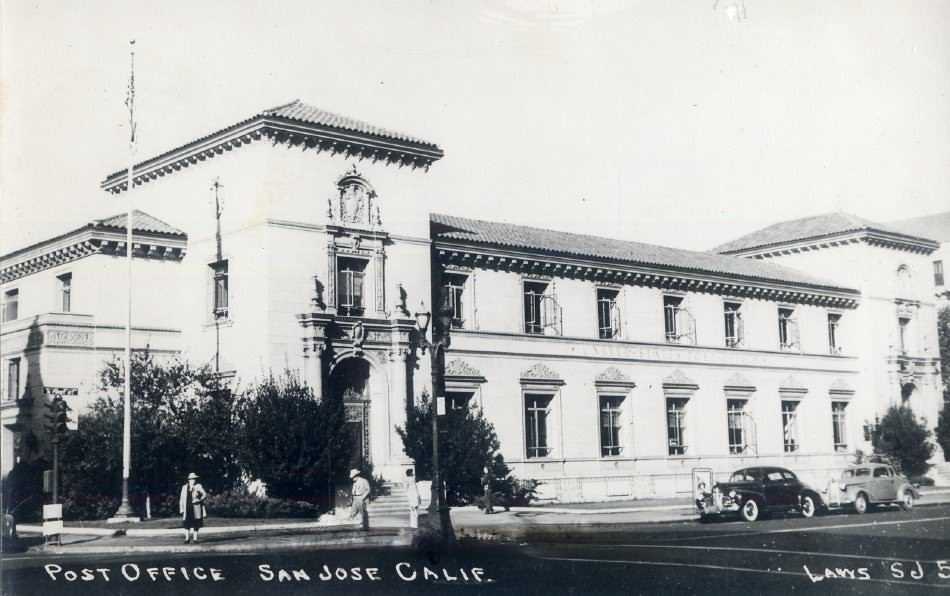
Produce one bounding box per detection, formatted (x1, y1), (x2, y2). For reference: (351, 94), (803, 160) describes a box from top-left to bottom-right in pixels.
(414, 301), (455, 545)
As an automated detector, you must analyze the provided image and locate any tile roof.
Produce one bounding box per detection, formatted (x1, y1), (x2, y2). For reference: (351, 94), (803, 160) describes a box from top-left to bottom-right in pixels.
(1, 210), (185, 263)
(430, 213), (856, 293)
(93, 210), (186, 237)
(261, 100), (439, 149)
(103, 100), (442, 188)
(712, 212), (928, 254)
(888, 211), (950, 242)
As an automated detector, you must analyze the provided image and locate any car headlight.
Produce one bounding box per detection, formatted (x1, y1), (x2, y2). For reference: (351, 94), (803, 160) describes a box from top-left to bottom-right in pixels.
(839, 483), (847, 491)
(728, 490), (737, 498)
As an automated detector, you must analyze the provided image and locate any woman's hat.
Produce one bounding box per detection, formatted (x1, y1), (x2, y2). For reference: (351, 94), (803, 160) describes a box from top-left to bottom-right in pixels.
(187, 472), (199, 480)
(349, 469), (360, 478)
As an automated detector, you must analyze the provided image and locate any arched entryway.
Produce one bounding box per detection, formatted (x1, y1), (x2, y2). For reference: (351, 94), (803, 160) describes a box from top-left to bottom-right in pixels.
(901, 382), (915, 408)
(329, 358), (372, 469)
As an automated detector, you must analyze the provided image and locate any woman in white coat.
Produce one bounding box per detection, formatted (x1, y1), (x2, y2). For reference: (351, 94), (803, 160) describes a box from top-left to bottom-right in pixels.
(179, 472), (207, 544)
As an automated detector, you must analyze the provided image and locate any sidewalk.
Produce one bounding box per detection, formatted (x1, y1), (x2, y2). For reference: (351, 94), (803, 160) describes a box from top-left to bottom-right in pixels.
(10, 488), (950, 556)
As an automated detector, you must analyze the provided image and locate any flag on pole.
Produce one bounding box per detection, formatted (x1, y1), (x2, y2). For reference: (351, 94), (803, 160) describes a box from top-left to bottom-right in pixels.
(126, 41), (136, 145)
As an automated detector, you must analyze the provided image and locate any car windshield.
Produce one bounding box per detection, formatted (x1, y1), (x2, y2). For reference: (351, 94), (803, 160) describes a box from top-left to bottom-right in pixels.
(729, 470), (759, 482)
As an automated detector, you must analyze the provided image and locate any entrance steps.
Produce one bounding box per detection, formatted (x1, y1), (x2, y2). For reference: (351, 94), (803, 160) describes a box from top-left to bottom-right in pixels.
(929, 461), (950, 487)
(368, 482), (411, 516)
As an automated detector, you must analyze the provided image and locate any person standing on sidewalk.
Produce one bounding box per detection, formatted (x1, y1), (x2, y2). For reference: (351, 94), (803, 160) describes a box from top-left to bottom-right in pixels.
(350, 468), (371, 530)
(179, 472), (207, 544)
(405, 468), (421, 529)
(481, 466), (494, 514)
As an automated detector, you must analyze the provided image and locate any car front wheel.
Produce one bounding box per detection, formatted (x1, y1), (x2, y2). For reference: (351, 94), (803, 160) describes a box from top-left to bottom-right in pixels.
(800, 495), (817, 518)
(900, 490), (915, 511)
(740, 499), (760, 522)
(853, 493), (869, 514)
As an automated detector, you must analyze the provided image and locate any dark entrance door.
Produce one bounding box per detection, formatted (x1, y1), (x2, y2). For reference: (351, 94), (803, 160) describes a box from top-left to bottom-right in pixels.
(330, 358), (372, 469)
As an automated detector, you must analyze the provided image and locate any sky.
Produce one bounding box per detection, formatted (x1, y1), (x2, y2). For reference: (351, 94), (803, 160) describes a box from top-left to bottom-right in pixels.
(2, 0), (949, 255)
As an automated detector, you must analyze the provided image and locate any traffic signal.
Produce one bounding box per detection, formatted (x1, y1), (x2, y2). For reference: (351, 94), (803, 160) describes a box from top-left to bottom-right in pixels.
(44, 396), (71, 441)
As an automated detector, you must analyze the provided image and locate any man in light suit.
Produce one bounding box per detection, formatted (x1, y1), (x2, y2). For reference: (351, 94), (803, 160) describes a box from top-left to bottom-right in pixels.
(349, 468), (371, 530)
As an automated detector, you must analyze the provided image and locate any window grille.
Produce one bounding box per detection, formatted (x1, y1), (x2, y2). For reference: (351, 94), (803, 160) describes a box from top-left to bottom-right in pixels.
(600, 395), (624, 456)
(727, 399), (747, 454)
(782, 400), (800, 452)
(832, 401), (848, 452)
(525, 394), (552, 458)
(667, 398), (688, 455)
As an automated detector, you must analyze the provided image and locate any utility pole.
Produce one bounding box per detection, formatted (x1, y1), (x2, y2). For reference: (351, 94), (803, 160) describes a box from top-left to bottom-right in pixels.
(111, 40), (139, 522)
(211, 177), (224, 376)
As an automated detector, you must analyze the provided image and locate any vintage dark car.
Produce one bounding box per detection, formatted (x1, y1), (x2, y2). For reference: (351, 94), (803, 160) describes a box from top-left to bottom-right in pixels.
(821, 463), (918, 514)
(698, 466), (823, 522)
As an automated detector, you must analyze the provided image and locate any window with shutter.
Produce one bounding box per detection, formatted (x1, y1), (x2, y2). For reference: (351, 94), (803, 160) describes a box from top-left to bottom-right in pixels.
(778, 307), (799, 351)
(597, 288), (620, 339)
(209, 260), (229, 319)
(724, 302), (743, 347)
(3, 289), (18, 322)
(337, 257), (367, 316)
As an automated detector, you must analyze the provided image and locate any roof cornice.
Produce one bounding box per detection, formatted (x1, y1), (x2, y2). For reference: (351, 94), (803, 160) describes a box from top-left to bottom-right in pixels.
(100, 117), (445, 194)
(1, 228), (187, 284)
(719, 230), (939, 258)
(434, 240), (860, 309)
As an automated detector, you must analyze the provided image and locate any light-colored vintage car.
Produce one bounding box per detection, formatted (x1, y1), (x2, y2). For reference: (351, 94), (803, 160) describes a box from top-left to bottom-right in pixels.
(822, 463), (918, 514)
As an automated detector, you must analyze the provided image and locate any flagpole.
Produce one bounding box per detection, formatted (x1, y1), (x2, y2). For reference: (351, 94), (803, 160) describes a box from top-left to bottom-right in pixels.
(112, 40), (137, 521)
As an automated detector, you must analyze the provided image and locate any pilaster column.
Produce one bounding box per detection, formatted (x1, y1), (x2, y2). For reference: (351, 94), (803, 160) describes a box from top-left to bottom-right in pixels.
(326, 240), (338, 313)
(304, 342), (324, 401)
(373, 247), (385, 315)
(388, 348), (412, 463)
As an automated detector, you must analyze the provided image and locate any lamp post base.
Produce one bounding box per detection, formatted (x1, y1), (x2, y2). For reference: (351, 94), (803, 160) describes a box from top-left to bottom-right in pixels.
(107, 497), (140, 524)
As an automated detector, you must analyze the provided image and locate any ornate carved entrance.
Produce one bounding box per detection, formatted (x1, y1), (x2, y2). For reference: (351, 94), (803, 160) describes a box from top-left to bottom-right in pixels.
(330, 358), (372, 468)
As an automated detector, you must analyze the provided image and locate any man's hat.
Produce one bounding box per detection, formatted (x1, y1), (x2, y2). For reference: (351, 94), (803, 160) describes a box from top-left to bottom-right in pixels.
(349, 469), (360, 478)
(187, 472), (199, 480)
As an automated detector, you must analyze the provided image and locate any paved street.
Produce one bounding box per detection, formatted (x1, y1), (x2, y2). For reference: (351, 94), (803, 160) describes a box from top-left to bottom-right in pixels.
(4, 503), (949, 595)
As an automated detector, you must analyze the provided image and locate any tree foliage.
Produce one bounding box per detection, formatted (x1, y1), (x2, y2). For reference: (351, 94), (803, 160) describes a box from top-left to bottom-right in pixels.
(234, 370), (352, 504)
(872, 405), (934, 477)
(939, 306), (950, 402)
(59, 350), (240, 508)
(396, 390), (512, 505)
(936, 400), (950, 462)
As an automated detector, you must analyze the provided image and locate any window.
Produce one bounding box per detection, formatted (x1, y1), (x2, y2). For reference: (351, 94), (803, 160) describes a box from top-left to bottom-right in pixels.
(525, 394), (552, 458)
(897, 317), (911, 353)
(935, 260), (945, 287)
(6, 359), (20, 401)
(597, 288), (620, 339)
(667, 398), (688, 455)
(827, 313), (841, 354)
(337, 258), (366, 316)
(445, 391), (472, 411)
(896, 265), (912, 297)
(723, 302), (743, 348)
(782, 400), (800, 453)
(3, 289), (18, 322)
(854, 468), (871, 477)
(443, 274), (466, 328)
(664, 295), (695, 345)
(765, 471), (784, 482)
(523, 281), (560, 335)
(873, 467), (892, 478)
(778, 307), (799, 351)
(209, 260), (229, 318)
(727, 399), (747, 454)
(599, 395), (624, 456)
(57, 273), (72, 312)
(832, 401), (848, 452)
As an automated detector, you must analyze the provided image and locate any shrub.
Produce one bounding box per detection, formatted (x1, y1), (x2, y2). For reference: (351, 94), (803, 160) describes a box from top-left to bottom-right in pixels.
(235, 370), (352, 503)
(61, 493), (121, 522)
(204, 489), (321, 519)
(397, 391), (522, 506)
(872, 405), (934, 478)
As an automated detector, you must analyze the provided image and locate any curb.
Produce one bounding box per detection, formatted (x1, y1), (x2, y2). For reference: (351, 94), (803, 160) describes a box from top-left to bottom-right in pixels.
(507, 504), (696, 515)
(27, 533), (411, 557)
